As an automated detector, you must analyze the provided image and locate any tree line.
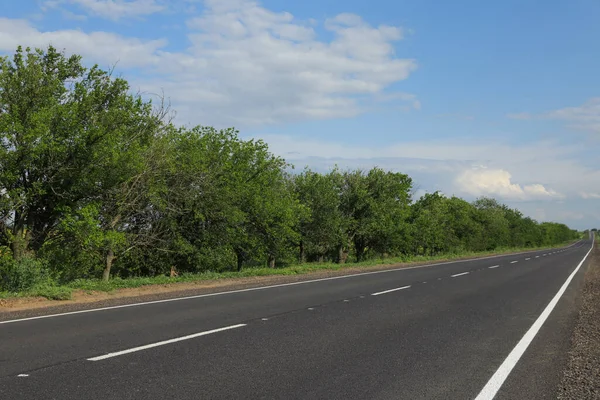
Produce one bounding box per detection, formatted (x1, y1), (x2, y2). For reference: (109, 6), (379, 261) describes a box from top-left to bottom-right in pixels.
(0, 46), (579, 289)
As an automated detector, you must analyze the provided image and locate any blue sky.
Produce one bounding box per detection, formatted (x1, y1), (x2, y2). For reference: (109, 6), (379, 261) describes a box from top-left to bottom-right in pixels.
(1, 0), (599, 229)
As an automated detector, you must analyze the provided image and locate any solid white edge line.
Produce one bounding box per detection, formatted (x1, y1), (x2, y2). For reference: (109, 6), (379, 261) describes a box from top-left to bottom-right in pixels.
(488, 265), (500, 269)
(0, 240), (584, 325)
(371, 285), (411, 296)
(451, 272), (470, 278)
(474, 239), (594, 400)
(87, 324), (246, 361)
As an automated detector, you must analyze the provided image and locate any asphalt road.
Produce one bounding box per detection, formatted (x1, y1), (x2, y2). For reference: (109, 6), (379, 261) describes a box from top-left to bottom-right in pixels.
(0, 240), (593, 400)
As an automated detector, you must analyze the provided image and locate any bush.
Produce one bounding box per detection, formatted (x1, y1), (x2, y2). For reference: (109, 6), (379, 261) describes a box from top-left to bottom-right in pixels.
(29, 284), (72, 300)
(0, 255), (51, 292)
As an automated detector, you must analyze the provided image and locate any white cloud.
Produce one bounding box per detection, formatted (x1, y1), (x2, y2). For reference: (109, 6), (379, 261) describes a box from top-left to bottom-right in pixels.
(10, 0), (417, 126)
(250, 134), (595, 204)
(374, 92), (421, 110)
(455, 168), (562, 201)
(509, 98), (600, 134)
(546, 98), (600, 133)
(580, 192), (600, 199)
(44, 0), (166, 20)
(254, 133), (582, 164)
(141, 1), (417, 126)
(62, 10), (88, 21)
(0, 18), (167, 68)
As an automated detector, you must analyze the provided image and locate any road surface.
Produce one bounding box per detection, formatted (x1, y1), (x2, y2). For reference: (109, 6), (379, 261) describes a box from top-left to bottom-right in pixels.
(0, 239), (593, 399)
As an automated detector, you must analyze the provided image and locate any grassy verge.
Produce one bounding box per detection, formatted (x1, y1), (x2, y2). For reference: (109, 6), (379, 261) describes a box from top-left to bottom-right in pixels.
(0, 240), (580, 301)
(0, 283), (72, 301)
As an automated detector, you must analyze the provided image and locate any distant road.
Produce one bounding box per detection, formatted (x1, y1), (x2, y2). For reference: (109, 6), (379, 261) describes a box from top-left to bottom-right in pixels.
(0, 240), (593, 399)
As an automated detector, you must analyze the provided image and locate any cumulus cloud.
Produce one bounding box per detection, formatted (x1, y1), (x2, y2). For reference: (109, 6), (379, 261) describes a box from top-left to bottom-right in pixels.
(0, 18), (167, 68)
(248, 134), (598, 207)
(251, 134), (586, 202)
(6, 0), (418, 126)
(158, 1), (418, 126)
(455, 168), (563, 201)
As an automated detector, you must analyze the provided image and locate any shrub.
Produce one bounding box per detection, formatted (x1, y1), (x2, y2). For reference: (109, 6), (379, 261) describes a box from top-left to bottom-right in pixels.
(29, 284), (72, 300)
(0, 254), (51, 292)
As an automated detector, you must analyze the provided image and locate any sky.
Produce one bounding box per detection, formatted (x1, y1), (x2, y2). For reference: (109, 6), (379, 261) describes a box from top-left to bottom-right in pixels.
(0, 0), (599, 230)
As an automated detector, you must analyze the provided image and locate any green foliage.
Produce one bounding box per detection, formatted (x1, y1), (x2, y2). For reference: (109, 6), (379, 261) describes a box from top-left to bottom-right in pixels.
(0, 253), (50, 292)
(40, 204), (125, 282)
(293, 168), (343, 262)
(28, 284), (72, 300)
(337, 168), (412, 262)
(0, 45), (581, 294)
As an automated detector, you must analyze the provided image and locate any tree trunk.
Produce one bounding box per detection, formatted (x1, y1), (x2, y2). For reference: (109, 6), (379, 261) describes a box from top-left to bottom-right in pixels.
(299, 240), (306, 263)
(337, 244), (347, 264)
(101, 215), (122, 281)
(353, 237), (367, 262)
(10, 226), (31, 260)
(267, 254), (275, 268)
(318, 255), (324, 263)
(236, 249), (244, 272)
(102, 249), (115, 281)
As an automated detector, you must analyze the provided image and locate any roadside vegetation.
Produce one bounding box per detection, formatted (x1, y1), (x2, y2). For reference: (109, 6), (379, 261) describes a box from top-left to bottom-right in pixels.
(0, 46), (581, 300)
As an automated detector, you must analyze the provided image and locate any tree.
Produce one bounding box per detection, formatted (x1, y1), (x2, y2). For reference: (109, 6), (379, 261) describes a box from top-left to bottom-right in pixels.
(0, 45), (582, 287)
(163, 127), (301, 272)
(293, 168), (344, 262)
(471, 197), (510, 250)
(339, 168), (412, 262)
(410, 192), (452, 255)
(445, 196), (481, 252)
(0, 45), (163, 271)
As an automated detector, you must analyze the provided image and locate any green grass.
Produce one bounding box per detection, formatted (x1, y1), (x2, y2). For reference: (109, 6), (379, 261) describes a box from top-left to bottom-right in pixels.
(0, 283), (72, 300)
(0, 240), (580, 301)
(29, 284), (72, 300)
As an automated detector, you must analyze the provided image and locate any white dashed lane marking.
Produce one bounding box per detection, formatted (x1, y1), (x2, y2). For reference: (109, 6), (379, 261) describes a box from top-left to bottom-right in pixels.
(88, 324), (247, 361)
(371, 286), (411, 296)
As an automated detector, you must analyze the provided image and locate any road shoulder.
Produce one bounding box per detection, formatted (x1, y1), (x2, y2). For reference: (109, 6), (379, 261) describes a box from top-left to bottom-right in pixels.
(557, 243), (600, 399)
(494, 246), (588, 400)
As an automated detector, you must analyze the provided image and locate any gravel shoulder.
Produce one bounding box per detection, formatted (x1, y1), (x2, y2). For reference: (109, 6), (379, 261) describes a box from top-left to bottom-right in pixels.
(558, 242), (600, 399)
